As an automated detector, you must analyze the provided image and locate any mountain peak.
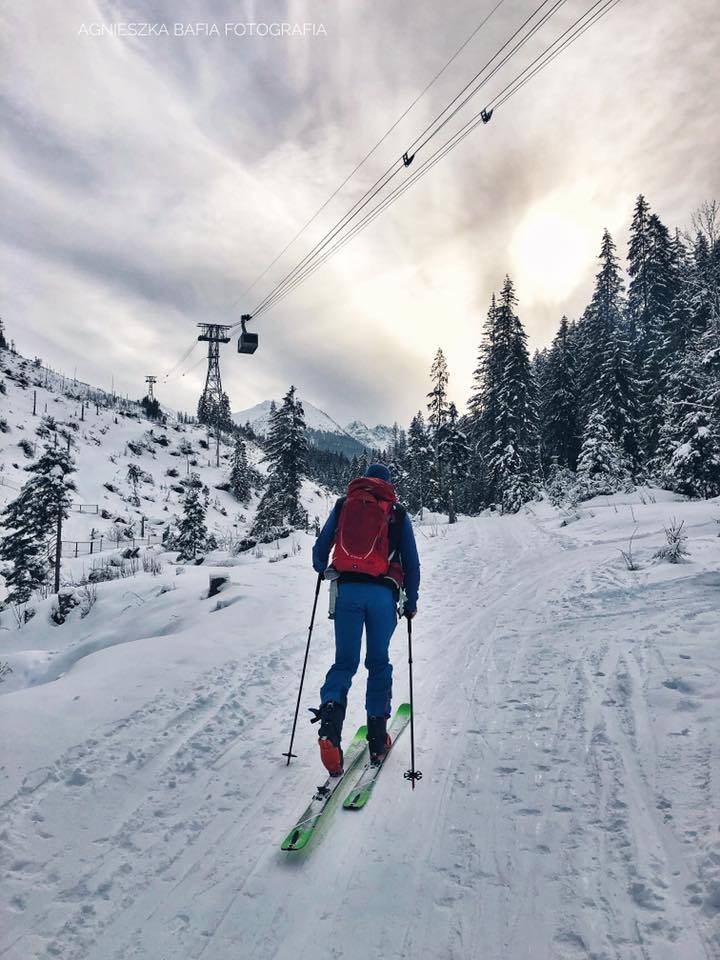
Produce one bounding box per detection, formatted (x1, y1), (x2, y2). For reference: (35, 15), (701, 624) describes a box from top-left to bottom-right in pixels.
(233, 398), (393, 454)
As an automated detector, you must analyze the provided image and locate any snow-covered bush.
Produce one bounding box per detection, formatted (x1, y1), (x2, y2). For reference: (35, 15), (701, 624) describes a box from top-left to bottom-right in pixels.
(619, 528), (641, 571)
(18, 438), (34, 458)
(545, 464), (578, 507)
(654, 518), (690, 564)
(0, 417), (8, 433)
(50, 590), (80, 625)
(142, 553), (164, 576)
(88, 561), (116, 583)
(9, 603), (36, 626)
(78, 584), (97, 618)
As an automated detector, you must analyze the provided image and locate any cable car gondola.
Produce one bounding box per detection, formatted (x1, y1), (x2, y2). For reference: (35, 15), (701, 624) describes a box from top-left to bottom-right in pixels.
(238, 314), (258, 354)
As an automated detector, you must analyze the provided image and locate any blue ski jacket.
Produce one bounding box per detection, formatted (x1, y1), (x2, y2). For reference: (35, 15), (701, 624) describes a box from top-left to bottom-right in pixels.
(312, 501), (420, 613)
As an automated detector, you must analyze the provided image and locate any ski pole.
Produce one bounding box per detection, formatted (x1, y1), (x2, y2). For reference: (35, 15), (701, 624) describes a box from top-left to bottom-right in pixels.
(403, 615), (422, 789)
(283, 572), (323, 765)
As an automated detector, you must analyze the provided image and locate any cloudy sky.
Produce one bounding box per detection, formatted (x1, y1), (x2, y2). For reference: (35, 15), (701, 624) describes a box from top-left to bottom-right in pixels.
(1, 0), (718, 427)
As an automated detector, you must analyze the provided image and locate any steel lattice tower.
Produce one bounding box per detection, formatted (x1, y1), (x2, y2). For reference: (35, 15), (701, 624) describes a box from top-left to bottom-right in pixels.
(197, 324), (231, 412)
(145, 375), (157, 401)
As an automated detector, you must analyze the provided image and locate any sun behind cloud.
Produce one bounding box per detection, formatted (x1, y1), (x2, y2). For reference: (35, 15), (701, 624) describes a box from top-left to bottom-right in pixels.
(510, 197), (599, 308)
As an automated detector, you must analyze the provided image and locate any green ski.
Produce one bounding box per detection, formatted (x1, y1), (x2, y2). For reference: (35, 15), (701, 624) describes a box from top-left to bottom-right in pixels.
(343, 703), (411, 811)
(281, 725), (368, 851)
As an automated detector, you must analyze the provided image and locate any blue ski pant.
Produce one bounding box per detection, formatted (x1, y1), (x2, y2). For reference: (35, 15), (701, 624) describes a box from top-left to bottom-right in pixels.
(320, 582), (397, 718)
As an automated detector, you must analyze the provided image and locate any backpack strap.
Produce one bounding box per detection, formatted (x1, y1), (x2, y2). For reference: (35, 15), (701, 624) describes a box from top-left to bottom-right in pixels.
(388, 504), (406, 560)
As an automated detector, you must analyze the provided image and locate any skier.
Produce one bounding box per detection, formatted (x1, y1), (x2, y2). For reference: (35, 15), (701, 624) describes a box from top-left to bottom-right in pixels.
(310, 464), (420, 776)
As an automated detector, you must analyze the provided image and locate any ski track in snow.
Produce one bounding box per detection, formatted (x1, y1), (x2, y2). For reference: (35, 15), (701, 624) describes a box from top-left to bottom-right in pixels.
(1, 505), (719, 960)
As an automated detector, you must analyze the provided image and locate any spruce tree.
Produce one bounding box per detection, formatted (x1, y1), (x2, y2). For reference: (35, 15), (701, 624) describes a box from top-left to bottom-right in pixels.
(576, 409), (630, 498)
(426, 348), (450, 510)
(638, 213), (676, 459)
(406, 412), (430, 517)
(127, 462), (142, 506)
(542, 317), (580, 470)
(581, 230), (627, 399)
(176, 474), (208, 560)
(438, 402), (470, 522)
(594, 328), (641, 469)
(627, 194), (653, 357)
(655, 232), (695, 380)
(0, 441), (76, 604)
(657, 339), (720, 498)
(0, 317), (7, 351)
(141, 395), (161, 420)
(467, 294), (501, 509)
(251, 386), (308, 536)
(663, 409), (720, 499)
(485, 277), (539, 512)
(197, 391), (233, 432)
(581, 230), (641, 469)
(229, 435), (252, 504)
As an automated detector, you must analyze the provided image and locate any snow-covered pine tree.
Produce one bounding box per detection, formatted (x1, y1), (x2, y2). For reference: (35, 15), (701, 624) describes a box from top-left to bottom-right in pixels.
(385, 423), (410, 504)
(0, 440), (76, 604)
(466, 294), (501, 509)
(627, 194), (653, 359)
(251, 386), (308, 537)
(0, 316), (7, 351)
(485, 277), (539, 512)
(580, 230), (627, 401)
(228, 435), (252, 504)
(438, 402), (470, 522)
(0, 513), (48, 606)
(127, 462), (142, 506)
(541, 316), (580, 470)
(406, 412), (430, 517)
(426, 348), (450, 510)
(688, 201), (720, 339)
(663, 408), (720, 499)
(655, 231), (696, 377)
(175, 474), (208, 560)
(141, 395), (161, 420)
(653, 202), (720, 495)
(581, 230), (641, 470)
(638, 213), (676, 459)
(576, 409), (630, 498)
(656, 333), (720, 498)
(197, 390), (233, 432)
(594, 324), (641, 470)
(532, 346), (549, 469)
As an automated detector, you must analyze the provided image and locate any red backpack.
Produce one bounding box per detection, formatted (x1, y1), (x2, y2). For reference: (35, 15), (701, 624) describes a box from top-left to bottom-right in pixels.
(332, 477), (398, 577)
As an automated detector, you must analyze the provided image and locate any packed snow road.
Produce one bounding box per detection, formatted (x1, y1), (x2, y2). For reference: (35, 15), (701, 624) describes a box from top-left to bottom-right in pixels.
(1, 496), (718, 960)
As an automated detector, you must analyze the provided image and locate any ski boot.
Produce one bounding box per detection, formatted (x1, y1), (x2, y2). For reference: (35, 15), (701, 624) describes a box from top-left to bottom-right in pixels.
(310, 701), (346, 776)
(367, 715), (392, 765)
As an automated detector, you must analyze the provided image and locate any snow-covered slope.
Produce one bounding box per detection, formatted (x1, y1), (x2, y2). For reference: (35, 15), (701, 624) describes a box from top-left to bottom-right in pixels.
(234, 398), (392, 453)
(1, 486), (718, 959)
(0, 353), (263, 557)
(0, 352), (333, 599)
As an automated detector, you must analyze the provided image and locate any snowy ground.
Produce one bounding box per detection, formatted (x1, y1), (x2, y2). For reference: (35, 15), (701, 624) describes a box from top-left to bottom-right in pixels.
(1, 491), (719, 960)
